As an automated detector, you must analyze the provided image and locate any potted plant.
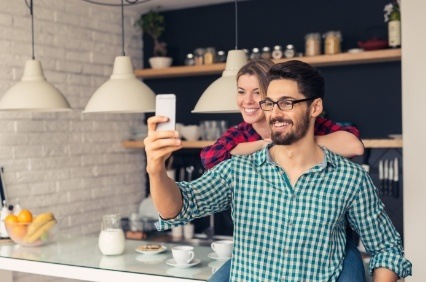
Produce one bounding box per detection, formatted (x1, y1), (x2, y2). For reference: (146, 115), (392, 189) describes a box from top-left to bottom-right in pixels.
(135, 10), (172, 69)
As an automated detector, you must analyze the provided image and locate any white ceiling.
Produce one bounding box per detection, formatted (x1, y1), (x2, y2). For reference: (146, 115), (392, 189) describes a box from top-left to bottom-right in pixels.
(93, 0), (247, 13)
(139, 0), (239, 12)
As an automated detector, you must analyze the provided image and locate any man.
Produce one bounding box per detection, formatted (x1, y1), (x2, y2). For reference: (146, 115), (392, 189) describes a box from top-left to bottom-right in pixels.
(144, 60), (412, 281)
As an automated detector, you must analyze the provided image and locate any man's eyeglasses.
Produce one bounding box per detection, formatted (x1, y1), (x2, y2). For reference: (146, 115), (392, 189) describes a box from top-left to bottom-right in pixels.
(259, 97), (316, 111)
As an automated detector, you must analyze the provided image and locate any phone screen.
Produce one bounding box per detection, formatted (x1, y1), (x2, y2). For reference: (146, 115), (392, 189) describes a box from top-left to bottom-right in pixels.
(155, 94), (176, 131)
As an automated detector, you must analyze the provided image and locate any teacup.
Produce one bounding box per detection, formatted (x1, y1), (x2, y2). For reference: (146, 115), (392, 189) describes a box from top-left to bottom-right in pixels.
(211, 239), (233, 259)
(172, 246), (195, 265)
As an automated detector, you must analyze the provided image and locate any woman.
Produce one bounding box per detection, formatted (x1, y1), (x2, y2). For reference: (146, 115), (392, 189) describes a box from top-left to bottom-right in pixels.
(202, 59), (366, 282)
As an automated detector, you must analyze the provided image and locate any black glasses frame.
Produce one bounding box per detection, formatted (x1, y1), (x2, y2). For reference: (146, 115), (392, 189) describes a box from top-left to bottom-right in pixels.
(259, 97), (316, 111)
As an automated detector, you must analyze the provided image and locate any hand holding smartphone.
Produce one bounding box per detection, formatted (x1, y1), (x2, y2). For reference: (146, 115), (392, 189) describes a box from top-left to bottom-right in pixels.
(155, 94), (176, 131)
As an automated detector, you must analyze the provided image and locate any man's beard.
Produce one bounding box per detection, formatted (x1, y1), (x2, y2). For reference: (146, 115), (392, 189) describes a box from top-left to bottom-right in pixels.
(270, 112), (310, 145)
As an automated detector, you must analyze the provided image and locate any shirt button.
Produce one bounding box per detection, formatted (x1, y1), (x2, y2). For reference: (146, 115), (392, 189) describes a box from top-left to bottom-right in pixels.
(288, 221), (293, 227)
(292, 194), (296, 199)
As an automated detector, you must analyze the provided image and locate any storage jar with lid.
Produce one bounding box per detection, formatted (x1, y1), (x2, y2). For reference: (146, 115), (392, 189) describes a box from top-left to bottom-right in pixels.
(272, 45), (283, 60)
(216, 50), (226, 63)
(261, 47), (271, 59)
(184, 53), (195, 66)
(305, 33), (321, 56)
(204, 47), (216, 65)
(284, 44), (296, 58)
(323, 31), (342, 55)
(250, 48), (261, 60)
(194, 48), (205, 65)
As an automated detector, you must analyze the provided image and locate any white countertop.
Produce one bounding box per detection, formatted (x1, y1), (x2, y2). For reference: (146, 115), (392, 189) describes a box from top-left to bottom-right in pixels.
(0, 235), (224, 281)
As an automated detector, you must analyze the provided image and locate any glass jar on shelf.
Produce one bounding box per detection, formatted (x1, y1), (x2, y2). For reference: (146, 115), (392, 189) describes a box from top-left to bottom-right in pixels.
(272, 45), (283, 60)
(194, 48), (205, 65)
(284, 44), (296, 58)
(184, 53), (195, 66)
(204, 47), (216, 65)
(216, 50), (226, 63)
(261, 46), (271, 59)
(323, 31), (342, 55)
(250, 48), (261, 60)
(304, 32), (321, 56)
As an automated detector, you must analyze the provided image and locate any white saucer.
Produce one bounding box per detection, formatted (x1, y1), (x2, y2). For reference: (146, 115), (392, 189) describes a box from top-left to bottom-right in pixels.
(135, 244), (167, 255)
(208, 252), (231, 261)
(166, 258), (201, 268)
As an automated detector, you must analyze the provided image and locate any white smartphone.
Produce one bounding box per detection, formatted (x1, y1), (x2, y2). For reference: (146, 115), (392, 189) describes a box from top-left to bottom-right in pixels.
(155, 94), (176, 131)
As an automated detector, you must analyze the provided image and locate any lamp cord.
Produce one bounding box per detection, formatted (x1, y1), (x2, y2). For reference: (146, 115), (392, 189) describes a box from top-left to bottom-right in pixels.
(24, 0), (35, 59)
(121, 0), (125, 56)
(235, 0), (238, 50)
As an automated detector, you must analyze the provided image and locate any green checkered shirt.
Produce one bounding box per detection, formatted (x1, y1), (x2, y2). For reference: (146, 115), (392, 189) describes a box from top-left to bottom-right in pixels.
(157, 146), (412, 281)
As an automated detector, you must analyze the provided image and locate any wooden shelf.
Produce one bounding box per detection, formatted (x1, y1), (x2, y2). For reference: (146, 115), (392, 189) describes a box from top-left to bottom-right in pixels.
(135, 49), (401, 79)
(122, 138), (403, 150)
(362, 138), (402, 148)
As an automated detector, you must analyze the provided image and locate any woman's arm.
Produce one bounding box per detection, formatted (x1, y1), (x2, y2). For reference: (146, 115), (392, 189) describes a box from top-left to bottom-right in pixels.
(230, 139), (271, 155)
(200, 123), (262, 169)
(314, 117), (364, 158)
(315, 131), (364, 158)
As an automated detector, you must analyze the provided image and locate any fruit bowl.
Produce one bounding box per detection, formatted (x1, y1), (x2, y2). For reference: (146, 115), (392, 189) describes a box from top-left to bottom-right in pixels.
(4, 218), (58, 247)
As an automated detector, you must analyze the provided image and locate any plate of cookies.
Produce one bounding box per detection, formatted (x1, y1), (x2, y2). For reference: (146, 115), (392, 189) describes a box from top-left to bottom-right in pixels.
(135, 243), (167, 255)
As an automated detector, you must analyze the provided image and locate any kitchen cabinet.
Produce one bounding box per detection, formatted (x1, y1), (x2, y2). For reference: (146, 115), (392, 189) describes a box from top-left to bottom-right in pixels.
(135, 49), (401, 79)
(122, 139), (402, 150)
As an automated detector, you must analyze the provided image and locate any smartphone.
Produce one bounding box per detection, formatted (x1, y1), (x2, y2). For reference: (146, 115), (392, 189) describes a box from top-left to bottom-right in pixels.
(155, 94), (176, 131)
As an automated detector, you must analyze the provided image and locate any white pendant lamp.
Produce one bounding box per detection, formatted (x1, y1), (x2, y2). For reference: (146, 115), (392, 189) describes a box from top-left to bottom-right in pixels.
(192, 50), (247, 113)
(84, 56), (155, 113)
(0, 0), (71, 112)
(83, 0), (155, 113)
(192, 0), (247, 114)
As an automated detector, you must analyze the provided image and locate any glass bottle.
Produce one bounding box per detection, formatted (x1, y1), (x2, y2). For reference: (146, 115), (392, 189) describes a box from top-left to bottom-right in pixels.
(388, 3), (401, 48)
(98, 214), (125, 256)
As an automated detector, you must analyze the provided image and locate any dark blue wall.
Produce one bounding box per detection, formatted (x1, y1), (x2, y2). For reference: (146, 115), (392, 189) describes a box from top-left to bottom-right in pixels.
(141, 0), (404, 238)
(142, 0), (401, 139)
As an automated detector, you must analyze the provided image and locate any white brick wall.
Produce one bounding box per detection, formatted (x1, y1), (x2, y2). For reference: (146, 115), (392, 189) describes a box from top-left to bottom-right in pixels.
(0, 1), (148, 281)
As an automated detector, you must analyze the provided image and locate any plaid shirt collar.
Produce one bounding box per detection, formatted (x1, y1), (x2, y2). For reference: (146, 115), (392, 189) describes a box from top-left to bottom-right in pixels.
(256, 142), (337, 170)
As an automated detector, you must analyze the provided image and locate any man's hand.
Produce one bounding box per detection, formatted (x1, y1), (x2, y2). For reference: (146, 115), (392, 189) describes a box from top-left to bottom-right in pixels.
(144, 116), (182, 175)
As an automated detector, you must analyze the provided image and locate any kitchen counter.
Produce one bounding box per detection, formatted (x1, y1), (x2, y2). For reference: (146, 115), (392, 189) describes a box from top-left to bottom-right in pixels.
(0, 234), (225, 282)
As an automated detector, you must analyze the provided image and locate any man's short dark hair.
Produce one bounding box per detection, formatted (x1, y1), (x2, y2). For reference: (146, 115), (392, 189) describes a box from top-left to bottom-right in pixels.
(267, 60), (325, 100)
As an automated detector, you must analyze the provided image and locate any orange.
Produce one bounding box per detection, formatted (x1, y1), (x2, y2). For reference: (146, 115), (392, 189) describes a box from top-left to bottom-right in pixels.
(17, 209), (33, 223)
(12, 224), (27, 240)
(4, 214), (18, 223)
